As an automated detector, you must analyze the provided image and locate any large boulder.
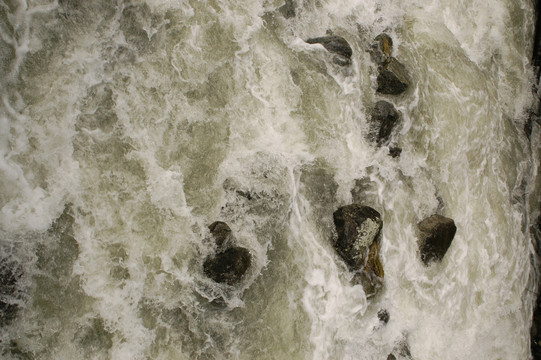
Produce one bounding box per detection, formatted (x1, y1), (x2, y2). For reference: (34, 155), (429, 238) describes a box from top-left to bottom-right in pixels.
(370, 33), (393, 65)
(377, 57), (410, 95)
(333, 204), (383, 270)
(203, 247), (251, 285)
(306, 35), (352, 66)
(370, 100), (400, 146)
(417, 214), (457, 265)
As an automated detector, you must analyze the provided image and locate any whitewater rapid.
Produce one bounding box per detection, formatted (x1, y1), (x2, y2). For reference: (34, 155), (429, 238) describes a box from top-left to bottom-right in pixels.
(0, 0), (539, 359)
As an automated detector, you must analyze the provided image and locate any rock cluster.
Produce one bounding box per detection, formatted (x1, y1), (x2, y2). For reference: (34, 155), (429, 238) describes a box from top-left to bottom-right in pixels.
(203, 222), (251, 285)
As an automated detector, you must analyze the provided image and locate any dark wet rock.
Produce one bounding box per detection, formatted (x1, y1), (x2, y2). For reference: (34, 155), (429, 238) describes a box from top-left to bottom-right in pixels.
(417, 214), (457, 265)
(0, 258), (22, 326)
(306, 35), (352, 66)
(377, 57), (410, 95)
(208, 221), (232, 250)
(370, 33), (393, 65)
(369, 100), (400, 146)
(378, 309), (390, 324)
(203, 247), (251, 285)
(333, 204), (383, 270)
(389, 146), (402, 158)
(333, 204), (385, 296)
(278, 0), (296, 18)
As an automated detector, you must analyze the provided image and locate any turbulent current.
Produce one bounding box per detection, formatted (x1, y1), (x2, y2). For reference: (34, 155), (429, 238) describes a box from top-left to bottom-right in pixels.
(0, 0), (540, 359)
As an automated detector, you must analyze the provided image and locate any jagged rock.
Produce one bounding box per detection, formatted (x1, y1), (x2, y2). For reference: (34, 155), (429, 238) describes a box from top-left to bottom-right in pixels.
(377, 57), (410, 95)
(333, 204), (383, 270)
(417, 214), (457, 265)
(203, 247), (251, 285)
(370, 33), (393, 65)
(378, 309), (390, 324)
(278, 0), (295, 18)
(208, 221), (232, 250)
(306, 35), (352, 66)
(370, 100), (400, 146)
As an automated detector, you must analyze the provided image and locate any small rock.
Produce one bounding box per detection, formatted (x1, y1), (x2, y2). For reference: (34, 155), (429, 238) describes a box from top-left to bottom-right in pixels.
(208, 221), (232, 250)
(377, 57), (410, 95)
(203, 247), (251, 285)
(417, 214), (457, 265)
(278, 0), (295, 18)
(306, 35), (352, 66)
(333, 204), (383, 270)
(370, 33), (393, 65)
(370, 100), (400, 146)
(378, 309), (390, 324)
(389, 147), (402, 158)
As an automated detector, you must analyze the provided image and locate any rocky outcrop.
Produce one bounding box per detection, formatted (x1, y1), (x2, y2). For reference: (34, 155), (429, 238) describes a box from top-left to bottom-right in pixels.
(333, 204), (384, 297)
(203, 247), (251, 285)
(377, 57), (410, 95)
(417, 214), (457, 265)
(306, 35), (352, 66)
(369, 100), (400, 146)
(370, 33), (393, 65)
(204, 222), (251, 285)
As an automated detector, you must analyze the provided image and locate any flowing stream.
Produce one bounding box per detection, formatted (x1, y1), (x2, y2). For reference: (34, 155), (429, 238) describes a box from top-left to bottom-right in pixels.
(0, 0), (540, 359)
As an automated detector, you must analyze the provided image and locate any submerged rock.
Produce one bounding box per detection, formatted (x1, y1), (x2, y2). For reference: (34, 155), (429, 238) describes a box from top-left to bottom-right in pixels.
(208, 221), (232, 250)
(0, 258), (22, 326)
(377, 57), (410, 95)
(306, 35), (352, 66)
(417, 214), (457, 265)
(369, 100), (400, 146)
(388, 338), (413, 359)
(370, 33), (393, 65)
(278, 0), (296, 18)
(203, 247), (251, 285)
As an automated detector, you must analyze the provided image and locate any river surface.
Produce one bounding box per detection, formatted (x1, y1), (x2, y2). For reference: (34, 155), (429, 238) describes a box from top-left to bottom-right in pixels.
(0, 0), (540, 359)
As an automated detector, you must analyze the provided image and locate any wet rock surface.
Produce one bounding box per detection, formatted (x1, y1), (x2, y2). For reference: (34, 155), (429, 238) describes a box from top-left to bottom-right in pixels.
(417, 214), (457, 265)
(333, 204), (384, 297)
(369, 100), (400, 146)
(306, 35), (352, 66)
(333, 204), (383, 270)
(377, 57), (410, 95)
(370, 33), (393, 65)
(203, 247), (251, 285)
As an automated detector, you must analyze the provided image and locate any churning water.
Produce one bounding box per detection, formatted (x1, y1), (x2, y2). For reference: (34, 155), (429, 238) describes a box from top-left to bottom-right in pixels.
(0, 0), (540, 359)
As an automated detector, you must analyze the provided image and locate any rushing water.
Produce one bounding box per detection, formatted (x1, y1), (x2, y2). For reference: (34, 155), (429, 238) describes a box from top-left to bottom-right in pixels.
(0, 0), (540, 359)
